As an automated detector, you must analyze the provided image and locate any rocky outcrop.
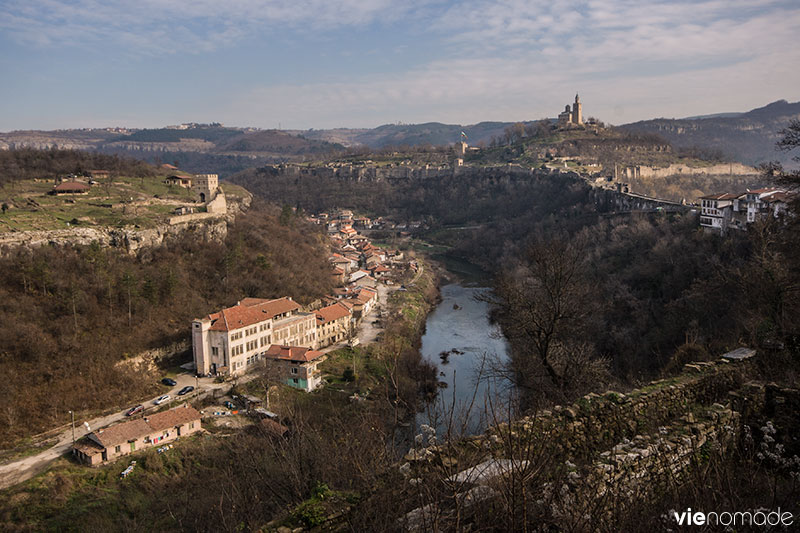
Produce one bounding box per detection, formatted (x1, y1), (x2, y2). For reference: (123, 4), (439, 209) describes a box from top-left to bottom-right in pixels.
(0, 192), (251, 256)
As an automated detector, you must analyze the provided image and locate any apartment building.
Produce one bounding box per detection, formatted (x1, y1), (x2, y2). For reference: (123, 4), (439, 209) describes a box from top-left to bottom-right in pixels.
(193, 297), (317, 376)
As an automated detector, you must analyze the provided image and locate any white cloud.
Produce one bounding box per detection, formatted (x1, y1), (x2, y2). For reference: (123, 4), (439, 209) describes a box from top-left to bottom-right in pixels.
(0, 0), (439, 54)
(222, 0), (800, 128)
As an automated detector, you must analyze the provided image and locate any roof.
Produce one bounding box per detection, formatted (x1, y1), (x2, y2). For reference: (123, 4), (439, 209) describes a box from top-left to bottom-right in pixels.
(53, 181), (90, 192)
(699, 192), (738, 200)
(202, 297), (300, 332)
(354, 288), (377, 304)
(90, 406), (202, 448)
(747, 187), (782, 194)
(264, 345), (325, 363)
(146, 406), (202, 432)
(91, 419), (152, 448)
(316, 302), (351, 324)
(161, 163), (179, 170)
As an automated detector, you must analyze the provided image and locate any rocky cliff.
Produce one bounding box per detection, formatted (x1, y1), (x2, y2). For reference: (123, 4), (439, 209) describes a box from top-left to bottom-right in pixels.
(0, 190), (251, 256)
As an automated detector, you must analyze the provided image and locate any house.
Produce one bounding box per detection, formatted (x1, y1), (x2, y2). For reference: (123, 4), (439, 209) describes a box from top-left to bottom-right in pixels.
(339, 225), (357, 238)
(330, 266), (346, 284)
(89, 170), (110, 180)
(315, 302), (353, 348)
(700, 188), (794, 233)
(370, 264), (392, 278)
(73, 405), (202, 465)
(699, 193), (738, 232)
(193, 297), (318, 377)
(50, 181), (90, 195)
(173, 206), (195, 215)
(263, 345), (327, 392)
(330, 254), (356, 275)
(165, 174), (193, 188)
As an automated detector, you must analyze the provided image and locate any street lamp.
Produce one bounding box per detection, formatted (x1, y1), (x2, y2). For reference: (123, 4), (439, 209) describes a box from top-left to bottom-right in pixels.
(68, 410), (75, 450)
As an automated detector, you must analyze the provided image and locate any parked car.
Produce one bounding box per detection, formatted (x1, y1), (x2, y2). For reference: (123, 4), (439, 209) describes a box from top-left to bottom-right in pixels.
(161, 378), (177, 386)
(154, 395), (170, 405)
(177, 386), (194, 396)
(125, 404), (144, 416)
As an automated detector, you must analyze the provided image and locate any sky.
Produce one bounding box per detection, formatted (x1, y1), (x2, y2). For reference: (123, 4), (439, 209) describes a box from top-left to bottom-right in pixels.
(1, 0), (799, 131)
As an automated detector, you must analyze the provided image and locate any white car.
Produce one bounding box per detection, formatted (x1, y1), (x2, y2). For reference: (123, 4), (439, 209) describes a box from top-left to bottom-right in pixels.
(154, 395), (170, 405)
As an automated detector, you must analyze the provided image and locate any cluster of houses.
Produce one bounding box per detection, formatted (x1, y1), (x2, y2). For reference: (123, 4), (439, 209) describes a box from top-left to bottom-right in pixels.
(76, 208), (410, 466)
(190, 209), (418, 393)
(699, 187), (795, 234)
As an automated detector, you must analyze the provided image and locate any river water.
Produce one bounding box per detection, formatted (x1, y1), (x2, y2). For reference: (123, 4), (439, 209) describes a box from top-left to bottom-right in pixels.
(415, 283), (513, 437)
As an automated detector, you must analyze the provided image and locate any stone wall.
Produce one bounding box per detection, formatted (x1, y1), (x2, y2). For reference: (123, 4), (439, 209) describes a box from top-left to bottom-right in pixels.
(620, 162), (757, 180)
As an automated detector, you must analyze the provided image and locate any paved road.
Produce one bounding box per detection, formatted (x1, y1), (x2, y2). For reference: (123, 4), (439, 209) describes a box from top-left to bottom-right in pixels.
(0, 279), (405, 491)
(0, 374), (229, 491)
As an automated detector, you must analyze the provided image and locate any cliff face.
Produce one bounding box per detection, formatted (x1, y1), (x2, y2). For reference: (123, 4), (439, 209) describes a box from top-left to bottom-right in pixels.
(0, 190), (251, 256)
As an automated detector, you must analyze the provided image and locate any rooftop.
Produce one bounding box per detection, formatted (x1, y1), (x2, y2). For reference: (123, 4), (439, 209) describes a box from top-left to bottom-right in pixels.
(201, 297), (300, 332)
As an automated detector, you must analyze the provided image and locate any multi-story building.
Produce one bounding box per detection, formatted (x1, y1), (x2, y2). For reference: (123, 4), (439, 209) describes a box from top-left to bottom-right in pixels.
(193, 297), (317, 376)
(699, 193), (738, 232)
(315, 302), (353, 348)
(73, 405), (202, 465)
(700, 188), (793, 234)
(263, 345), (327, 392)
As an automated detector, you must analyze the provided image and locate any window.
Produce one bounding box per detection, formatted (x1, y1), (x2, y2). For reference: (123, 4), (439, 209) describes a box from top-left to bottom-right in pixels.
(291, 367), (298, 375)
(292, 378), (299, 384)
(114, 445), (121, 453)
(211, 346), (219, 356)
(190, 422), (195, 429)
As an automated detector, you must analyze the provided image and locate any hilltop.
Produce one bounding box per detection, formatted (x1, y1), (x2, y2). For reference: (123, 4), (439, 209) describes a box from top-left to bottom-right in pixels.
(0, 126), (344, 178)
(620, 99), (800, 168)
(0, 149), (252, 254)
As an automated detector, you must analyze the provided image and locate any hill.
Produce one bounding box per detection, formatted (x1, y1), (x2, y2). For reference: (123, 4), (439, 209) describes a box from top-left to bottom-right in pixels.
(0, 149), (250, 236)
(0, 126), (344, 177)
(620, 99), (800, 168)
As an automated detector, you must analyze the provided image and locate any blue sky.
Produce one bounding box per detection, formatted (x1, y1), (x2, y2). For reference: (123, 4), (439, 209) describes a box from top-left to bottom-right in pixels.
(1, 0), (799, 131)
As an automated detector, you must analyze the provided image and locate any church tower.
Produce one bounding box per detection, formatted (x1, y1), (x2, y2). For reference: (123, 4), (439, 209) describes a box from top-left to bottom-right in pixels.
(572, 94), (583, 125)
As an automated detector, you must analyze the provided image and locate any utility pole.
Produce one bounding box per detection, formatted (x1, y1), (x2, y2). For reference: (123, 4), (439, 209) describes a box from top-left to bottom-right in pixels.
(69, 410), (75, 448)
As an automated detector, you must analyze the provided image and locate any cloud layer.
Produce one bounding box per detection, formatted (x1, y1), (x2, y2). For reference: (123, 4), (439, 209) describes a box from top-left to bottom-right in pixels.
(1, 0), (799, 128)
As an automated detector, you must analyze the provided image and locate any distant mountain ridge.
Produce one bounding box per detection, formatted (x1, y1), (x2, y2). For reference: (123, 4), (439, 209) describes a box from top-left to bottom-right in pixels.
(1, 99), (796, 172)
(620, 100), (800, 168)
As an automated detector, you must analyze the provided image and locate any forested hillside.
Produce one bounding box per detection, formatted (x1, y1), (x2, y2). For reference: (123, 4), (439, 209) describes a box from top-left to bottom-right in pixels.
(0, 200), (334, 445)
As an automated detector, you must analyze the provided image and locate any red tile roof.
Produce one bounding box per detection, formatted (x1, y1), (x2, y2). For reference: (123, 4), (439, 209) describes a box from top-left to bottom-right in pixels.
(316, 302), (351, 324)
(90, 406), (201, 448)
(147, 406), (202, 432)
(203, 297), (300, 332)
(264, 345), (325, 363)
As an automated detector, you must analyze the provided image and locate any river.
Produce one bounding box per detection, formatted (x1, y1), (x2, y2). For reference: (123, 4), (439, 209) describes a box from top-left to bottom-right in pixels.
(415, 283), (513, 437)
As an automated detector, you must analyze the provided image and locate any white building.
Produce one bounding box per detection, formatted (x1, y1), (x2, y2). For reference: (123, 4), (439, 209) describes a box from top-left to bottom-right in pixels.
(193, 297), (317, 376)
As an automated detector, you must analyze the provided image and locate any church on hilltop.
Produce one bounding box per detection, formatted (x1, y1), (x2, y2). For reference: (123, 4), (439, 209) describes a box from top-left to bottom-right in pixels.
(558, 94), (583, 127)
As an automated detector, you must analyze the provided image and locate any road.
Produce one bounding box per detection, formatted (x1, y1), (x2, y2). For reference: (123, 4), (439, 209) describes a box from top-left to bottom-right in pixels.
(0, 281), (402, 491)
(0, 374), (230, 491)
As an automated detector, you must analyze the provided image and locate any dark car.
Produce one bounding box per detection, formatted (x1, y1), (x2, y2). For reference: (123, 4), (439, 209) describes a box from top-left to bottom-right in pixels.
(177, 385), (195, 396)
(161, 378), (177, 386)
(125, 404), (144, 416)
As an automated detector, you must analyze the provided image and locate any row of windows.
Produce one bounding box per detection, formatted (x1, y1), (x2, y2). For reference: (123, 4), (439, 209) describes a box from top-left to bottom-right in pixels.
(231, 331), (243, 341)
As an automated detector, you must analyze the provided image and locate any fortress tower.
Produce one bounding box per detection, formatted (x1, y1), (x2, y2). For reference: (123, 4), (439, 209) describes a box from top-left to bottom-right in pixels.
(571, 94), (583, 125)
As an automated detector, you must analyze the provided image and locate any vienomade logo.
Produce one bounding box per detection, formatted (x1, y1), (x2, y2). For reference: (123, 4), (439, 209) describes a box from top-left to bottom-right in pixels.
(671, 507), (794, 527)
